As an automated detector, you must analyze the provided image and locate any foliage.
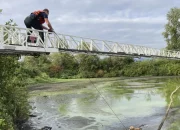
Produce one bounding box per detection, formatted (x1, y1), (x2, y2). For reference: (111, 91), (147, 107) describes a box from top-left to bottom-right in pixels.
(21, 52), (180, 81)
(21, 54), (51, 78)
(48, 53), (78, 78)
(101, 56), (134, 77)
(122, 59), (180, 77)
(0, 55), (30, 129)
(76, 54), (100, 78)
(162, 7), (180, 50)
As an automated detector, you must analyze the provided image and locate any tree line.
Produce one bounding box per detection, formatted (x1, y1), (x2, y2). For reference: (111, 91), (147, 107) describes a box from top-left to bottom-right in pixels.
(20, 53), (180, 81)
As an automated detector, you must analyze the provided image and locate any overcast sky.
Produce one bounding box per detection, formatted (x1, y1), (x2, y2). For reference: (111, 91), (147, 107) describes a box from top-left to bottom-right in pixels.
(0, 0), (180, 49)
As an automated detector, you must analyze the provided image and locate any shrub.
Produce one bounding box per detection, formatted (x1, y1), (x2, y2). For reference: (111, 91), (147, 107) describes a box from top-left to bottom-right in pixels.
(0, 56), (29, 129)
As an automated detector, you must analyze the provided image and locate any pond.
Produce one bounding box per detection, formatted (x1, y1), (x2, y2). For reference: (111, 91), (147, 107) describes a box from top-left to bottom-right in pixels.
(22, 77), (180, 130)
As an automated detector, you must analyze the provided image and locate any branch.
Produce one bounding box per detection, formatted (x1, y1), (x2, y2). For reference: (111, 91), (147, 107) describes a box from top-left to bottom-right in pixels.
(157, 86), (180, 130)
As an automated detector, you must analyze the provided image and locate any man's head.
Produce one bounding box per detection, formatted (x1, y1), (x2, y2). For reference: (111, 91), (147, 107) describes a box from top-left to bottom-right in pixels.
(43, 8), (49, 15)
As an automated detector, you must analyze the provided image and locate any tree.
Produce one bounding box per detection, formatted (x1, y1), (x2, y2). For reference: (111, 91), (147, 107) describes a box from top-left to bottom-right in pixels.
(100, 56), (134, 77)
(49, 53), (78, 78)
(22, 54), (52, 78)
(163, 7), (180, 50)
(0, 9), (2, 13)
(76, 54), (100, 78)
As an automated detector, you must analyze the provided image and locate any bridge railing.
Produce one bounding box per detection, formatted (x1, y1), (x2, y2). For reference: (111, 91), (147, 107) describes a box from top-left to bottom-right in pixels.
(0, 24), (58, 47)
(0, 24), (180, 58)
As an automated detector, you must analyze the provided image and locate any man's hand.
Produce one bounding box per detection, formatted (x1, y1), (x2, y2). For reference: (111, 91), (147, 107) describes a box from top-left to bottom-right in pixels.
(48, 28), (54, 34)
(48, 28), (54, 32)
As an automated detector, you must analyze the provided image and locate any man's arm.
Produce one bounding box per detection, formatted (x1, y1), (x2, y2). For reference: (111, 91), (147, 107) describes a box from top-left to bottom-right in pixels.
(44, 18), (53, 30)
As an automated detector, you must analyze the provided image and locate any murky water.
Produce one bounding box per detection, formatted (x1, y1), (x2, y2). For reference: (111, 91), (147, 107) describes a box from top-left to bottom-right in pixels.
(22, 77), (180, 130)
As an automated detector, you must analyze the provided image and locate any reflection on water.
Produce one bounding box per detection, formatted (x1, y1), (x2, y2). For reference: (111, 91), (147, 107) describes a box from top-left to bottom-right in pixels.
(25, 77), (180, 130)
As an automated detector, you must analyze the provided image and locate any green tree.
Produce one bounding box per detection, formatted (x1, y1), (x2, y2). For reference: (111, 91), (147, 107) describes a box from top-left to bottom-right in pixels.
(101, 56), (134, 77)
(22, 54), (51, 78)
(76, 54), (100, 78)
(163, 7), (180, 50)
(49, 53), (78, 78)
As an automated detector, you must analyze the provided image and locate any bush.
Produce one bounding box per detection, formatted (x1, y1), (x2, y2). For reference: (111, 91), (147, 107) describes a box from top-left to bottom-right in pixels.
(103, 71), (118, 77)
(34, 72), (51, 82)
(77, 71), (96, 78)
(0, 56), (29, 129)
(96, 69), (104, 77)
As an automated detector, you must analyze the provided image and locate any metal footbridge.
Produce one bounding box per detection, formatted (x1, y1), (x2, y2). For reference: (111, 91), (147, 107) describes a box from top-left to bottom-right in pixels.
(0, 24), (180, 59)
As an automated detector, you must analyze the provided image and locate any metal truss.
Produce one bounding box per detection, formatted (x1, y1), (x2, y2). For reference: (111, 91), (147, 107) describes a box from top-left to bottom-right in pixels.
(0, 24), (180, 59)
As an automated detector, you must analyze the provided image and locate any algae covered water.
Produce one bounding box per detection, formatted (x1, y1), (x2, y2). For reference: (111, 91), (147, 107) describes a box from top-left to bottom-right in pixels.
(22, 77), (180, 130)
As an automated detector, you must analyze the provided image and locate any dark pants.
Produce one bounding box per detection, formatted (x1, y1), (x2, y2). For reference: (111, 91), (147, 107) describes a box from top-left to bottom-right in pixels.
(24, 15), (44, 42)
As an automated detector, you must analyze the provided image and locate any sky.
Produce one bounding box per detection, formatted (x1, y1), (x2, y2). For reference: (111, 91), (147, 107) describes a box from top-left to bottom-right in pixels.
(0, 0), (180, 49)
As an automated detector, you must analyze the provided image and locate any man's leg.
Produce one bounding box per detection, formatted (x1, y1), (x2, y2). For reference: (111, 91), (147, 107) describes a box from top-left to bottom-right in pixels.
(31, 21), (44, 43)
(24, 16), (32, 42)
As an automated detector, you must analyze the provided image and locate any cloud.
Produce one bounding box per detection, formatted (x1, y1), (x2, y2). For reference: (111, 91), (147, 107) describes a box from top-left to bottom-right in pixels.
(53, 14), (166, 24)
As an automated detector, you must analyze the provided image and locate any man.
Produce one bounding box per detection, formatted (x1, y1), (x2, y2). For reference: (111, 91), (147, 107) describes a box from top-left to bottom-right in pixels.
(24, 8), (54, 43)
